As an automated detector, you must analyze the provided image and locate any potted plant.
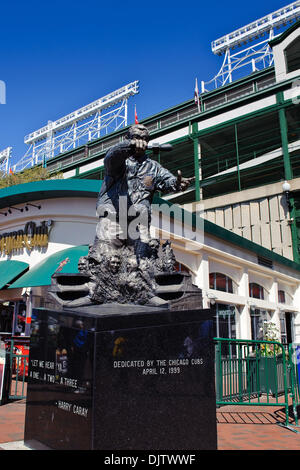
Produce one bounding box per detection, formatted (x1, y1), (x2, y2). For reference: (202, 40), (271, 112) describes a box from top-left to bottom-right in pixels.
(258, 321), (288, 395)
(260, 321), (281, 356)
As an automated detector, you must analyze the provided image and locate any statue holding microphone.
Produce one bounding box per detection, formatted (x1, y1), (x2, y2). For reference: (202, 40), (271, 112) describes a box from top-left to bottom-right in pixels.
(50, 124), (196, 307)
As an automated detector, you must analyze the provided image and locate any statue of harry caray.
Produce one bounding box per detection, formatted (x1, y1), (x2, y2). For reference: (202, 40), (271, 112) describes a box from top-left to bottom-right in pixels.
(50, 124), (196, 307)
(95, 124), (192, 259)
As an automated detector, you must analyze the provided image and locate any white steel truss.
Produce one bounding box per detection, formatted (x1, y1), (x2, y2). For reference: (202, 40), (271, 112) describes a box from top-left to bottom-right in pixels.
(12, 81), (139, 173)
(201, 1), (300, 92)
(201, 33), (276, 92)
(0, 147), (11, 174)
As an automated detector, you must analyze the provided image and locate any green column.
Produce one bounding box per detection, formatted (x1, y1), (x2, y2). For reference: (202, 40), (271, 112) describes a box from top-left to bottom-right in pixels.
(234, 124), (241, 191)
(192, 122), (200, 201)
(277, 94), (299, 262)
(278, 107), (292, 181)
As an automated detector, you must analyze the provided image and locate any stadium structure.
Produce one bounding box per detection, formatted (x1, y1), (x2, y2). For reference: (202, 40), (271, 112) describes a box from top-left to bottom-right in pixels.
(1, 2), (300, 345)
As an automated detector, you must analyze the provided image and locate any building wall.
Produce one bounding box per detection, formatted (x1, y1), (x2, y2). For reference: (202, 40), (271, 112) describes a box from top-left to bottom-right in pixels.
(0, 197), (97, 269)
(151, 205), (300, 343)
(171, 240), (300, 343)
(199, 182), (294, 260)
(273, 24), (300, 83)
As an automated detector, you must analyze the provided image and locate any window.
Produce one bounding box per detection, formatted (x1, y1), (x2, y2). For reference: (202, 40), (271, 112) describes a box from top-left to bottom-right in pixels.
(280, 313), (287, 344)
(285, 37), (300, 73)
(249, 282), (264, 300)
(278, 288), (293, 305)
(278, 290), (286, 304)
(0, 302), (14, 333)
(250, 309), (268, 341)
(209, 272), (234, 293)
(13, 300), (27, 336)
(174, 262), (190, 273)
(213, 303), (236, 339)
(280, 312), (294, 344)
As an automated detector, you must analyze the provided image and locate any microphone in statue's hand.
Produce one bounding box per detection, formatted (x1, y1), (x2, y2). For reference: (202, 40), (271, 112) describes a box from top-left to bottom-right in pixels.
(128, 139), (173, 154)
(147, 143), (173, 152)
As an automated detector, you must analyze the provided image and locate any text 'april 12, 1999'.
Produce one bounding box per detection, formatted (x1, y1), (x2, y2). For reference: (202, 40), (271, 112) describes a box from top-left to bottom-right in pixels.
(113, 358), (204, 375)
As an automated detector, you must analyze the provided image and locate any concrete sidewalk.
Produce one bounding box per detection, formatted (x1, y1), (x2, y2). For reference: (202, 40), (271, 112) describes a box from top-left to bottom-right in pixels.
(0, 399), (26, 448)
(217, 402), (300, 450)
(0, 398), (300, 450)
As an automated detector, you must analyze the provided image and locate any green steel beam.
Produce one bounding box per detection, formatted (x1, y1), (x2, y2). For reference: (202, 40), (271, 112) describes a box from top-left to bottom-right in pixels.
(234, 124), (241, 191)
(278, 93), (293, 180)
(192, 122), (200, 201)
(277, 92), (299, 262)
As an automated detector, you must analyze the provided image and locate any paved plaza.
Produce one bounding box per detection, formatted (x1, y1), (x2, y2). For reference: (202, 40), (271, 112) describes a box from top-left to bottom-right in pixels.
(0, 398), (299, 451)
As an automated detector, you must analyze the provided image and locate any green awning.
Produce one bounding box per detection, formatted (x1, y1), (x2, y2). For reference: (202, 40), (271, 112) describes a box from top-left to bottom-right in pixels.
(0, 260), (29, 289)
(9, 245), (89, 288)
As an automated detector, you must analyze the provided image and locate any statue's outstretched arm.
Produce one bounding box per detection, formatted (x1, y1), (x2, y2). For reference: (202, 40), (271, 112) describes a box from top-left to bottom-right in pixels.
(104, 141), (132, 178)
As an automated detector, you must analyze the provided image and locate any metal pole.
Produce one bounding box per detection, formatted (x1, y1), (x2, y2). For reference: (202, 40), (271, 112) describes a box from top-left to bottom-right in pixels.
(97, 112), (101, 139)
(11, 302), (18, 336)
(227, 49), (232, 84)
(124, 99), (128, 127)
(73, 123), (77, 149)
(24, 290), (32, 337)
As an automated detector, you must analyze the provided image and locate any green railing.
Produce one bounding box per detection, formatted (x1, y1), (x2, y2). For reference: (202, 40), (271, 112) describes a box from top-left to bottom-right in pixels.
(214, 338), (295, 431)
(0, 334), (29, 401)
(1, 333), (300, 434)
(8, 338), (29, 400)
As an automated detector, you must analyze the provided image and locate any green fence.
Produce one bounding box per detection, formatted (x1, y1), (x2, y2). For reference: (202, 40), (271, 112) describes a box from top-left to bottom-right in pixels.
(0, 334), (29, 401)
(1, 334), (300, 434)
(7, 338), (29, 400)
(214, 338), (298, 431)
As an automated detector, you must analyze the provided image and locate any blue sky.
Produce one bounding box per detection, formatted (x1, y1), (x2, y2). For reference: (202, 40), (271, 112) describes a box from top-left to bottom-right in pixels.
(0, 0), (293, 166)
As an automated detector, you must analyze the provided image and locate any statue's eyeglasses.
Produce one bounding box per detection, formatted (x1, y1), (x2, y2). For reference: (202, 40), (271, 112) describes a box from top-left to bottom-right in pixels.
(131, 134), (149, 141)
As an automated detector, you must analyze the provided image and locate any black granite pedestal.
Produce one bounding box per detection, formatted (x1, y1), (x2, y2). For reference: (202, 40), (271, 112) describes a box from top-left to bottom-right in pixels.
(24, 304), (217, 450)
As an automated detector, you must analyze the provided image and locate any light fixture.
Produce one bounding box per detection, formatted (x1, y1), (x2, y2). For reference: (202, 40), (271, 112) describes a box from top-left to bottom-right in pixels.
(207, 293), (217, 305)
(25, 203), (41, 211)
(247, 300), (256, 312)
(282, 180), (291, 210)
(8, 206), (23, 214)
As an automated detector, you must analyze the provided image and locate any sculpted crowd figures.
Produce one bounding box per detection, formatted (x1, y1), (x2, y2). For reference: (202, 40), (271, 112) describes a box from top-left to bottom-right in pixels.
(51, 124), (194, 307)
(77, 238), (178, 305)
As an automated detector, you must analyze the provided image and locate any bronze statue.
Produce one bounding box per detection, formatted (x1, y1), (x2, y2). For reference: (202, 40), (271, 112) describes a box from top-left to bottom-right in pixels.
(50, 124), (197, 307)
(94, 124), (193, 256)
